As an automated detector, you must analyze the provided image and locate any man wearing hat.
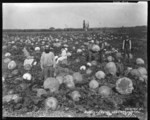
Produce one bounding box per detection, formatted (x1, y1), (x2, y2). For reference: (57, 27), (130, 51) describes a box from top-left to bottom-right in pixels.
(40, 45), (56, 80)
(122, 35), (132, 63)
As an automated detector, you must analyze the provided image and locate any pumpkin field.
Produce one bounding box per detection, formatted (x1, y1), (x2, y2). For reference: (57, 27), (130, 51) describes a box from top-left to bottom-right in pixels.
(2, 26), (147, 118)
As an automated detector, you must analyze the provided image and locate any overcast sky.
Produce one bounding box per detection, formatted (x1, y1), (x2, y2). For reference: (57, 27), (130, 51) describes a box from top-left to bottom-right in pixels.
(3, 2), (147, 29)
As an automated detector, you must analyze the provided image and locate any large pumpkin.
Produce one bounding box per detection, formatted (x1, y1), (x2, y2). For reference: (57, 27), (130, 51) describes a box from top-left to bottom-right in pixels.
(73, 72), (83, 83)
(129, 69), (141, 78)
(105, 62), (117, 76)
(35, 47), (40, 51)
(70, 91), (81, 101)
(56, 75), (64, 84)
(3, 94), (21, 103)
(92, 44), (100, 52)
(107, 56), (113, 62)
(24, 64), (32, 71)
(89, 79), (99, 89)
(8, 61), (17, 70)
(136, 58), (145, 65)
(86, 69), (92, 75)
(115, 52), (122, 60)
(138, 67), (147, 76)
(43, 77), (60, 93)
(36, 89), (47, 97)
(95, 71), (106, 80)
(98, 86), (112, 98)
(64, 75), (75, 89)
(116, 77), (134, 95)
(45, 97), (58, 110)
(91, 60), (97, 66)
(4, 52), (11, 57)
(3, 58), (11, 64)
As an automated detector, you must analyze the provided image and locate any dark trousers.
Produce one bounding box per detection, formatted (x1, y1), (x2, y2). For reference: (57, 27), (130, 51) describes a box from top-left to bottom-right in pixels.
(43, 66), (54, 80)
(124, 48), (131, 63)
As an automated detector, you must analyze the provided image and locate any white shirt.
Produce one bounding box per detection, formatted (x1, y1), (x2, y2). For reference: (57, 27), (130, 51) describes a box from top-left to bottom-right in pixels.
(61, 49), (67, 57)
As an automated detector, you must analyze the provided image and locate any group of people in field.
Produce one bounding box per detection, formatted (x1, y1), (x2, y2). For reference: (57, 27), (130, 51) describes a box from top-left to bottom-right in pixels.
(37, 34), (132, 80)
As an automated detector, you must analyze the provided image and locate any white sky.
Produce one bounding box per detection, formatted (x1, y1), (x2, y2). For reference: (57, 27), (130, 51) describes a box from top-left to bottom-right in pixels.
(3, 2), (147, 29)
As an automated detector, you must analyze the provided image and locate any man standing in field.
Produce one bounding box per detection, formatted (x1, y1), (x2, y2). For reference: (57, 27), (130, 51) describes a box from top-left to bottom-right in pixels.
(86, 40), (94, 62)
(99, 40), (105, 63)
(40, 45), (56, 80)
(122, 35), (132, 63)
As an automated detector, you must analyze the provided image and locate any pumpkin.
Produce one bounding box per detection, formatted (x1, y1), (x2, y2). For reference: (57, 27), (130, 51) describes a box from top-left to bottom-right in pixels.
(92, 44), (100, 52)
(3, 94), (21, 103)
(11, 69), (19, 76)
(129, 69), (141, 78)
(36, 89), (47, 97)
(89, 79), (99, 89)
(139, 75), (147, 82)
(73, 72), (83, 83)
(75, 58), (80, 63)
(19, 83), (29, 90)
(3, 45), (7, 50)
(7, 89), (14, 95)
(95, 71), (106, 80)
(98, 86), (111, 97)
(107, 56), (113, 62)
(45, 97), (58, 110)
(80, 65), (86, 70)
(3, 58), (11, 64)
(70, 91), (81, 101)
(75, 41), (79, 45)
(87, 62), (92, 67)
(35, 47), (40, 51)
(4, 52), (11, 57)
(141, 75), (147, 83)
(136, 58), (145, 65)
(86, 69), (92, 75)
(8, 60), (17, 70)
(24, 64), (32, 71)
(105, 62), (117, 76)
(64, 75), (75, 89)
(77, 49), (82, 53)
(23, 73), (32, 81)
(12, 45), (17, 50)
(43, 77), (60, 93)
(138, 67), (147, 76)
(116, 77), (134, 95)
(115, 52), (122, 60)
(67, 52), (72, 57)
(56, 76), (64, 84)
(72, 46), (76, 50)
(91, 60), (97, 66)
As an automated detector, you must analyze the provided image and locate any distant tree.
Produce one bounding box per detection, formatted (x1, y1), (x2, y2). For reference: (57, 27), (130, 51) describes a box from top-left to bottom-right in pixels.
(49, 27), (55, 31)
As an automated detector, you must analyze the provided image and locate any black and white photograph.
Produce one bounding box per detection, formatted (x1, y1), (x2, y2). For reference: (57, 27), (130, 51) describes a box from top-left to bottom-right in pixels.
(2, 2), (147, 119)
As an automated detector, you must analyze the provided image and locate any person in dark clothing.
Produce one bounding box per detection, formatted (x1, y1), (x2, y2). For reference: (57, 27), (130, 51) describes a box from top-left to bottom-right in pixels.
(122, 35), (132, 63)
(99, 41), (105, 63)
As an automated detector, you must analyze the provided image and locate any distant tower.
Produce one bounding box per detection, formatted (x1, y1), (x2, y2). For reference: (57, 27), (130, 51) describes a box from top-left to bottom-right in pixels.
(83, 20), (86, 30)
(86, 21), (89, 30)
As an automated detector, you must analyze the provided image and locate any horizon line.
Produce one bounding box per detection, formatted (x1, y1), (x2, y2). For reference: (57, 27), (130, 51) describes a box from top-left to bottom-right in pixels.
(2, 25), (147, 30)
